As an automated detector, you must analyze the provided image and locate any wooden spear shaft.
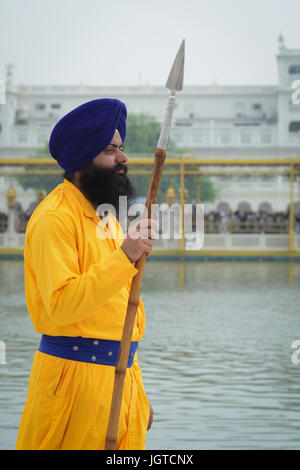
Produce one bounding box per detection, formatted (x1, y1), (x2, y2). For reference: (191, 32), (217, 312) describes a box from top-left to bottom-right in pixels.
(105, 148), (166, 450)
(105, 40), (185, 451)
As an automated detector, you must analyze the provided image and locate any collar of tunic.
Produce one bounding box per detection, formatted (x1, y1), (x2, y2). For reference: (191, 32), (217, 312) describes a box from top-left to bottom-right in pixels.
(62, 178), (123, 246)
(63, 178), (99, 220)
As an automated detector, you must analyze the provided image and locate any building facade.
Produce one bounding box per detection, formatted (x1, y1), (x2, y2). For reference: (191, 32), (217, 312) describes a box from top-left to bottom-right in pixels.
(0, 35), (300, 159)
(0, 35), (299, 213)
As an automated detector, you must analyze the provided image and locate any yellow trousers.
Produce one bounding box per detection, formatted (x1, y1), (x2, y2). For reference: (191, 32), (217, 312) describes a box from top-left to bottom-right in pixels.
(16, 351), (150, 450)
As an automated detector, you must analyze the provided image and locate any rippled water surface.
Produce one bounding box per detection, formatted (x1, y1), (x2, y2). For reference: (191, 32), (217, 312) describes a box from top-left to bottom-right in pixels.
(0, 259), (300, 450)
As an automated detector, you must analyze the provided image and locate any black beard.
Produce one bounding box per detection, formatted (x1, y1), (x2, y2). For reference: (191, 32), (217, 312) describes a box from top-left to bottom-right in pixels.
(77, 160), (136, 219)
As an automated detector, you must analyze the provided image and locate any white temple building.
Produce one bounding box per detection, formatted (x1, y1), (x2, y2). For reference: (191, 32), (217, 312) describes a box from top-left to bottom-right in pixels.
(0, 34), (299, 213)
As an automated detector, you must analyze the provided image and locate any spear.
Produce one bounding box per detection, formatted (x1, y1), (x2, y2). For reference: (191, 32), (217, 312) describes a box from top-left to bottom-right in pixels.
(105, 39), (185, 450)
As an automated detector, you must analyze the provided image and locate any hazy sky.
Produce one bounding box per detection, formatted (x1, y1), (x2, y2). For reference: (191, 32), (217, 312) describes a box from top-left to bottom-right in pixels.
(1, 0), (300, 87)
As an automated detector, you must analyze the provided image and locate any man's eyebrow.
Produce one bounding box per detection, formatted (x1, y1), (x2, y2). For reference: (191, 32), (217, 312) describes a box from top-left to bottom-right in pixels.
(107, 143), (124, 148)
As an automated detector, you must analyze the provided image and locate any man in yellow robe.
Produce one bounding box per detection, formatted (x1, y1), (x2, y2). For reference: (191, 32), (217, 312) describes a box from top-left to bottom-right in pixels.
(15, 99), (155, 450)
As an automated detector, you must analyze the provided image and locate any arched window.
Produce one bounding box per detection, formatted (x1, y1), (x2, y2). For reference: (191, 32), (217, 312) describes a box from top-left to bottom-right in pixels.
(289, 65), (300, 74)
(258, 202), (272, 213)
(289, 121), (300, 133)
(217, 202), (231, 213)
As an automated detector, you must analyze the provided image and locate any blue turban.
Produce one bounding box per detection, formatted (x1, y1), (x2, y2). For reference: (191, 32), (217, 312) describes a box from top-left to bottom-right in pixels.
(49, 98), (127, 172)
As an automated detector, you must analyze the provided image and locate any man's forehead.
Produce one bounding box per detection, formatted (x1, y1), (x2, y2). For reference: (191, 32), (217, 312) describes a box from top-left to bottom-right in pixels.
(109, 129), (123, 146)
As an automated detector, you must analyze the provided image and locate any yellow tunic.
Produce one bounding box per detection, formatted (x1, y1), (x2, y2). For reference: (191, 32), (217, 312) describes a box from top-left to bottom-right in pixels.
(15, 179), (150, 450)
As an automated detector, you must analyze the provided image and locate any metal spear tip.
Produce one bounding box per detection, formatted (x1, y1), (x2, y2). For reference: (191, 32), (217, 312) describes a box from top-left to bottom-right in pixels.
(165, 39), (185, 93)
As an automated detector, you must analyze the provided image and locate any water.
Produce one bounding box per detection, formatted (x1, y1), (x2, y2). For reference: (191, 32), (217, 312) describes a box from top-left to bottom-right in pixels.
(0, 259), (300, 450)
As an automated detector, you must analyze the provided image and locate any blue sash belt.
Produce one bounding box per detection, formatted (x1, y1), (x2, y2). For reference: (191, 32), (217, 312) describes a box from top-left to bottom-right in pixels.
(39, 334), (139, 367)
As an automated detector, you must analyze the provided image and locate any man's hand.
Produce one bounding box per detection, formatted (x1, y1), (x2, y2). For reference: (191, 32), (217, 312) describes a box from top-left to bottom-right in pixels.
(147, 403), (154, 431)
(121, 219), (159, 263)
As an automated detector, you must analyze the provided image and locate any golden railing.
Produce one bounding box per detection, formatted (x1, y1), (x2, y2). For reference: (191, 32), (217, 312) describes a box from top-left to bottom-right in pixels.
(0, 156), (300, 256)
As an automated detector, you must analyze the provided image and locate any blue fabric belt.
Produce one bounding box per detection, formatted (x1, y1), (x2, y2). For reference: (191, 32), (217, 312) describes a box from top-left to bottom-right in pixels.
(39, 334), (139, 368)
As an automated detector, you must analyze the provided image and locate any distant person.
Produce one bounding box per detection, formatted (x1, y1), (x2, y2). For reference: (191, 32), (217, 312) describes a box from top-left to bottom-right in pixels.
(0, 211), (8, 232)
(25, 190), (47, 218)
(241, 209), (248, 223)
(295, 214), (300, 233)
(219, 211), (229, 233)
(25, 200), (38, 218)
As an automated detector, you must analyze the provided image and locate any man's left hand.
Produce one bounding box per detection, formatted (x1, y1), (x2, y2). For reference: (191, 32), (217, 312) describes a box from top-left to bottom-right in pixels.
(147, 404), (154, 431)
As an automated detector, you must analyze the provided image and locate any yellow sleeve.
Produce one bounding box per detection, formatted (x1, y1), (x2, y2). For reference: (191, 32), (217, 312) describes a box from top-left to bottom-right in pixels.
(27, 210), (138, 326)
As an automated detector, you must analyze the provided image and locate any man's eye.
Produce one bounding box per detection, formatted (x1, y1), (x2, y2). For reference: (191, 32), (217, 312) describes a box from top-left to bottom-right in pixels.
(104, 146), (124, 152)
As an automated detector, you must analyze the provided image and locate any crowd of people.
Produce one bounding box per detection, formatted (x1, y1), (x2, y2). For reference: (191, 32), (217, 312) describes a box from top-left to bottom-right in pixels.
(1, 200), (300, 235)
(0, 199), (40, 233)
(203, 208), (300, 234)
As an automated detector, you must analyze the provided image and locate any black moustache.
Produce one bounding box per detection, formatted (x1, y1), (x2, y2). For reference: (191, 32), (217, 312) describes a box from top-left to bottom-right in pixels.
(114, 165), (128, 174)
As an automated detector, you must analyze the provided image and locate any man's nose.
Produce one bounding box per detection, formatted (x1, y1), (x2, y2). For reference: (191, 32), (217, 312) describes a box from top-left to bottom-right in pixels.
(116, 149), (128, 163)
